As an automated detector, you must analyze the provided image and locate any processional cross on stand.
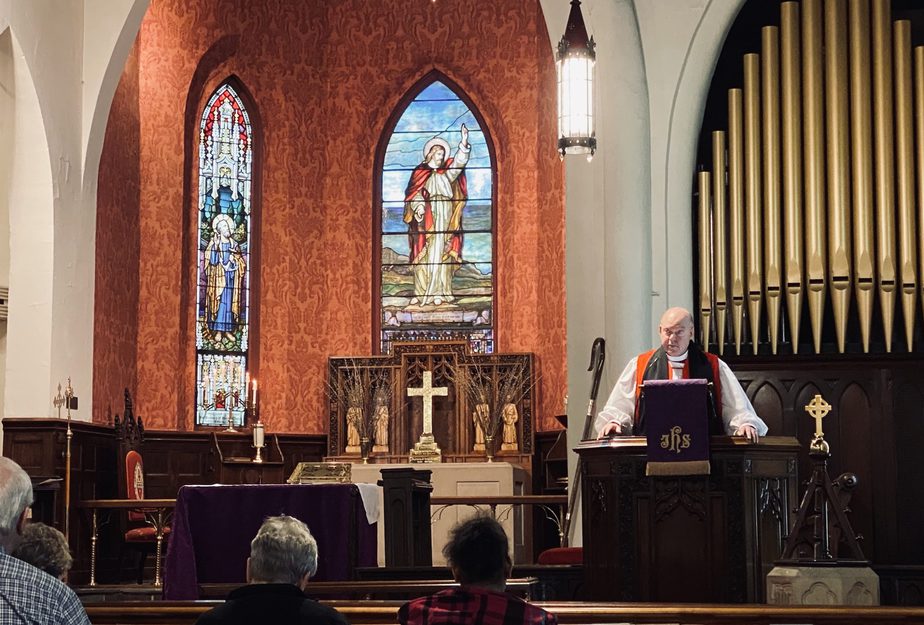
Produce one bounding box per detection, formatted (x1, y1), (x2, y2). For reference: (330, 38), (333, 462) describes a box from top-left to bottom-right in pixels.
(407, 371), (447, 463)
(52, 379), (75, 540)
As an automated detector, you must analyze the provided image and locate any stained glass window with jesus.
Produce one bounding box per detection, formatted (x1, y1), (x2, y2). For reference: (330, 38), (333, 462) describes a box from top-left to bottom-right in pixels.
(379, 78), (495, 354)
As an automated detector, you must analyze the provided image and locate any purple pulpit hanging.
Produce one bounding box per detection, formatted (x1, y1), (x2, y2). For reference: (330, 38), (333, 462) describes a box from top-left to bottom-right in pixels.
(642, 378), (711, 476)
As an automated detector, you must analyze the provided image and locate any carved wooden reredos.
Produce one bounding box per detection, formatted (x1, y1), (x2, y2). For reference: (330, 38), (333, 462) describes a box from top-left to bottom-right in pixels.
(327, 341), (534, 466)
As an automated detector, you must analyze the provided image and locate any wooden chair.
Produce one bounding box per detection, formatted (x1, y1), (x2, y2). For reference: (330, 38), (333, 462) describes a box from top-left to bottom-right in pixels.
(115, 389), (170, 583)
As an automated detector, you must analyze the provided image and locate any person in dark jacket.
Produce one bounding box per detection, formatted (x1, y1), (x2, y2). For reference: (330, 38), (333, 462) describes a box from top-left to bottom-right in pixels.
(195, 515), (347, 625)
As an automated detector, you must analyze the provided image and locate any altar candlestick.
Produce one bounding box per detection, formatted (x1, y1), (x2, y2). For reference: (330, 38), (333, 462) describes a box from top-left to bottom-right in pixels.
(252, 379), (258, 412)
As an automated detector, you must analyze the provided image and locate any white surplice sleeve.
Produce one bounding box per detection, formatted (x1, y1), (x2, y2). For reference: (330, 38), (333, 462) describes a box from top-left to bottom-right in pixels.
(718, 359), (769, 436)
(594, 356), (639, 436)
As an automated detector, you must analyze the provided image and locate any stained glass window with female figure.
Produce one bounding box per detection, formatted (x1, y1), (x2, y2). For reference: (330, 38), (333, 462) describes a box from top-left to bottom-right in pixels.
(195, 83), (254, 427)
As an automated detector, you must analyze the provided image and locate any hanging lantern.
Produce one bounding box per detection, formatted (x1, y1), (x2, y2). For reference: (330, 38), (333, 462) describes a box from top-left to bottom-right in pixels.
(557, 0), (596, 160)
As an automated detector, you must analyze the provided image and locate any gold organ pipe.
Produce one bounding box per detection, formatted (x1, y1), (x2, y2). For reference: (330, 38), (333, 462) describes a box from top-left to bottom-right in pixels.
(762, 26), (783, 355)
(803, 0), (827, 353)
(824, 0), (852, 354)
(728, 88), (746, 354)
(894, 20), (917, 351)
(712, 131), (729, 355)
(744, 53), (763, 355)
(849, 0), (875, 353)
(872, 0), (896, 351)
(698, 171), (713, 351)
(916, 46), (924, 334)
(781, 2), (804, 354)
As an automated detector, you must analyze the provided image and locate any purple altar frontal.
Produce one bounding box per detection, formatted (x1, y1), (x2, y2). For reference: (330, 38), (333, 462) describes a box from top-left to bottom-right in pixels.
(163, 483), (377, 600)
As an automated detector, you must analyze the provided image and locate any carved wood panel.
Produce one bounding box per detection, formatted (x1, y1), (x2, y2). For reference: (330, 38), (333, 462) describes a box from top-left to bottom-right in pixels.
(327, 341), (535, 468)
(728, 357), (924, 566)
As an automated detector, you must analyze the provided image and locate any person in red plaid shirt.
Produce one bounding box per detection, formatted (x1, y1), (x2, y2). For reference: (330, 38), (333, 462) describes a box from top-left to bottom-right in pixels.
(398, 515), (557, 625)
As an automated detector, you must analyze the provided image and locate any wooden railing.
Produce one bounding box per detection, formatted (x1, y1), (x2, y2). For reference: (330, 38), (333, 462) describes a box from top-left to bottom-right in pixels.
(197, 577), (540, 600)
(85, 600), (924, 625)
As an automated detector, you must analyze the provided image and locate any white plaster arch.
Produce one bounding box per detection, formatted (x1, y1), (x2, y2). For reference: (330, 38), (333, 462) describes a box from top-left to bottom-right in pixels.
(3, 26), (55, 419)
(82, 0), (150, 189)
(636, 0), (746, 329)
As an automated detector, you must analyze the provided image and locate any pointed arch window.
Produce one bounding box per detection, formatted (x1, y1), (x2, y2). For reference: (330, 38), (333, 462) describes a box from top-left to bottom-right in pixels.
(377, 78), (496, 354)
(194, 83), (254, 426)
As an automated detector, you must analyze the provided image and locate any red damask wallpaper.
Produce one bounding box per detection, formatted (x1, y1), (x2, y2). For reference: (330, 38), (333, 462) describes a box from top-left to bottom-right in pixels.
(94, 0), (566, 434)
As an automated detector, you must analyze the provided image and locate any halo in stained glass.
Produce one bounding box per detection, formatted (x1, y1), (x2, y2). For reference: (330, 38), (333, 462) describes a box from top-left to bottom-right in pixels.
(379, 78), (495, 354)
(195, 83), (254, 426)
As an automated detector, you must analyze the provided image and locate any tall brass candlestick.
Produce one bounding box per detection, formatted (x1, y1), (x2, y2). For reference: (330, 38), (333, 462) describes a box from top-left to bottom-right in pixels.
(64, 378), (74, 541)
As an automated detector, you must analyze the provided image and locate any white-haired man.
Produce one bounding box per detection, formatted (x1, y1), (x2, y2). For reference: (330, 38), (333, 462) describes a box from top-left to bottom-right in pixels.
(0, 456), (90, 624)
(596, 307), (768, 441)
(195, 515), (347, 625)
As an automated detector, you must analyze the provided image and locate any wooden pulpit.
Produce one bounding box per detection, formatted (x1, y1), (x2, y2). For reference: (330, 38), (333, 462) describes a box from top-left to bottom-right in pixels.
(576, 436), (799, 603)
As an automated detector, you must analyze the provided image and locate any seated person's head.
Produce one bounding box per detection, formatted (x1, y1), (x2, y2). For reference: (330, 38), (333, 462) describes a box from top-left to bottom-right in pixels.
(443, 515), (512, 592)
(246, 515), (318, 591)
(11, 522), (73, 580)
(0, 456), (33, 552)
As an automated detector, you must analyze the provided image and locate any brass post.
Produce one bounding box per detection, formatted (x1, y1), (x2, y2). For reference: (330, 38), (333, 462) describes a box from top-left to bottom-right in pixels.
(824, 0), (852, 354)
(894, 20), (917, 351)
(728, 88), (746, 354)
(872, 0), (896, 351)
(781, 2), (804, 353)
(744, 53), (763, 354)
(849, 0), (875, 353)
(915, 46), (924, 331)
(698, 171), (713, 350)
(762, 26), (783, 355)
(712, 130), (729, 355)
(803, 0), (828, 353)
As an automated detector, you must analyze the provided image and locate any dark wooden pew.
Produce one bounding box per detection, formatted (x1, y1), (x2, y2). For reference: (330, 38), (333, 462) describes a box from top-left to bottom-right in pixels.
(85, 600), (924, 625)
(198, 577), (540, 600)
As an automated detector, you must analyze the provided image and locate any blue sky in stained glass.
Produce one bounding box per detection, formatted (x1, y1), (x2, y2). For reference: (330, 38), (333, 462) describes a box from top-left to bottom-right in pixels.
(383, 81), (491, 205)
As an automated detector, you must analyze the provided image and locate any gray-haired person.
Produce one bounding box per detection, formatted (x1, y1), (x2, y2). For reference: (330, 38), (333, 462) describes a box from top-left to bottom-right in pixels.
(195, 515), (348, 625)
(0, 456), (90, 625)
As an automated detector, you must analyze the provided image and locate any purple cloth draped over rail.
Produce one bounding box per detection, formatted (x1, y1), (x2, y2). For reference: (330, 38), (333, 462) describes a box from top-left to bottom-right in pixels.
(162, 484), (377, 600)
(643, 379), (710, 470)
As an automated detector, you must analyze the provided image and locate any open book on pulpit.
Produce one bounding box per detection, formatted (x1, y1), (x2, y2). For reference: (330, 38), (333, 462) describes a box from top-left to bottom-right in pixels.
(640, 378), (713, 476)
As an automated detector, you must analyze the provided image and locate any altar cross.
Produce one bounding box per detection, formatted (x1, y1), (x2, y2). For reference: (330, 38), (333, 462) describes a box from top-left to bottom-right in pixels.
(804, 394), (831, 438)
(407, 371), (448, 438)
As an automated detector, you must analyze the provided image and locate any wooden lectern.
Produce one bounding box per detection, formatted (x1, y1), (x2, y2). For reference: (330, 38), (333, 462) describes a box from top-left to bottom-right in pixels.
(576, 436), (799, 603)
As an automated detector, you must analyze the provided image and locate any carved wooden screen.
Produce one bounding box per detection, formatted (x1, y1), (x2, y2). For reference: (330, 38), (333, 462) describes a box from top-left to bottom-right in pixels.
(327, 341), (533, 467)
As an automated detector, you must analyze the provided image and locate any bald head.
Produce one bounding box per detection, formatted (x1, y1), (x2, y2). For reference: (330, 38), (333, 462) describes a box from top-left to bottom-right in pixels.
(658, 307), (694, 357)
(0, 456), (33, 550)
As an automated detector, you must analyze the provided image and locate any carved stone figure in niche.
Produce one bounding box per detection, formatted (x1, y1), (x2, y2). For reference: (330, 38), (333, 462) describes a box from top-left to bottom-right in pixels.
(501, 402), (519, 451)
(373, 403), (389, 452)
(472, 403), (488, 452)
(345, 406), (361, 453)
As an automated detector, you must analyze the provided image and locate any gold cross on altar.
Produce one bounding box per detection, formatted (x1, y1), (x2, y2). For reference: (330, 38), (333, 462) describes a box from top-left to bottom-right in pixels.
(804, 394), (831, 438)
(407, 371), (448, 438)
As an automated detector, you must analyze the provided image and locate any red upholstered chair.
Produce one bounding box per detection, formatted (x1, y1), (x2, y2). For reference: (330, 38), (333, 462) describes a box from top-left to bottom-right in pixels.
(537, 546), (583, 565)
(115, 389), (170, 583)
